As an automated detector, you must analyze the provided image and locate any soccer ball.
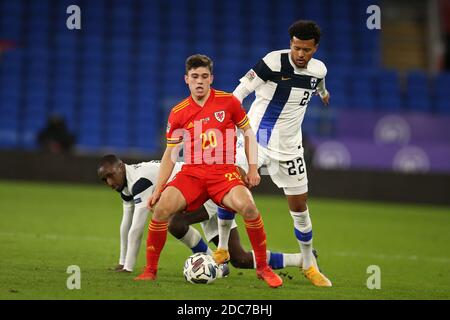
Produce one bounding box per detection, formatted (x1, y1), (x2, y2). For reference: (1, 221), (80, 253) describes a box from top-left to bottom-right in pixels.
(183, 252), (218, 284)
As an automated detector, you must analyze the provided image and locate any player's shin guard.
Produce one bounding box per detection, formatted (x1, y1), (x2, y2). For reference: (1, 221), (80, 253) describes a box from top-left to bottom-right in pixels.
(145, 219), (169, 273)
(217, 207), (235, 250)
(244, 214), (268, 270)
(290, 209), (314, 269)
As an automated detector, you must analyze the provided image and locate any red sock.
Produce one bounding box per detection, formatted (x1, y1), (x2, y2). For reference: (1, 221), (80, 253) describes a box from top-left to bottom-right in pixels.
(145, 219), (168, 273)
(244, 214), (268, 270)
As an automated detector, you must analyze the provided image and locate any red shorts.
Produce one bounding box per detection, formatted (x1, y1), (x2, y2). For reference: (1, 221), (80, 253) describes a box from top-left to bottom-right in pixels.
(165, 164), (245, 212)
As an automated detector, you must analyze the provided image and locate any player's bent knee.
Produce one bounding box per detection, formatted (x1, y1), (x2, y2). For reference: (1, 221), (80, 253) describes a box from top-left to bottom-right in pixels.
(240, 201), (259, 220)
(168, 215), (189, 239)
(286, 193), (308, 212)
(153, 204), (175, 221)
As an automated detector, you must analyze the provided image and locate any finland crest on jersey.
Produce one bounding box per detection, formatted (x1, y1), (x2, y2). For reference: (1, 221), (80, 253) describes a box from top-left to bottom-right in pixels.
(239, 49), (327, 161)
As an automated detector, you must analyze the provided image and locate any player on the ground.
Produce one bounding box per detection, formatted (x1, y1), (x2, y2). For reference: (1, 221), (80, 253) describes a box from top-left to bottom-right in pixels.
(218, 20), (332, 287)
(135, 54), (283, 288)
(97, 155), (318, 273)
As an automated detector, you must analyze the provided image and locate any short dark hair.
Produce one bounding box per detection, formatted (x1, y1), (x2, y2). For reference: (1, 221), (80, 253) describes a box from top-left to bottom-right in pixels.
(99, 154), (120, 168)
(185, 54), (213, 75)
(288, 20), (321, 45)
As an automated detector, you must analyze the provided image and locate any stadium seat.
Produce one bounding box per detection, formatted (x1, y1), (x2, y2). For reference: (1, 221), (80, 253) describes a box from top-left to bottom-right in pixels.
(406, 95), (432, 113)
(376, 70), (402, 112)
(434, 72), (450, 114)
(406, 71), (432, 113)
(407, 70), (429, 87)
(330, 0), (351, 17)
(353, 94), (376, 110)
(0, 51), (23, 75)
(435, 72), (450, 90)
(23, 112), (47, 132)
(329, 92), (349, 109)
(330, 50), (354, 68)
(24, 90), (48, 115)
(348, 75), (376, 110)
(78, 113), (102, 145)
(0, 91), (20, 115)
(77, 130), (102, 149)
(105, 137), (129, 150)
(0, 16), (22, 38)
(105, 120), (129, 149)
(379, 94), (402, 112)
(435, 98), (450, 114)
(0, 0), (394, 154)
(0, 0), (23, 15)
(133, 124), (161, 153)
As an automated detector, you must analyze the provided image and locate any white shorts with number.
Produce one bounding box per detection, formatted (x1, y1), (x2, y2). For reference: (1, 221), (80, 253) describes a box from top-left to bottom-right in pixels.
(235, 136), (308, 196)
(200, 200), (238, 242)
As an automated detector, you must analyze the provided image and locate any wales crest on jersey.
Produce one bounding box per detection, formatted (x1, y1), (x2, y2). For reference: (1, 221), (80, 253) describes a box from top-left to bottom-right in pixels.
(214, 111), (225, 123)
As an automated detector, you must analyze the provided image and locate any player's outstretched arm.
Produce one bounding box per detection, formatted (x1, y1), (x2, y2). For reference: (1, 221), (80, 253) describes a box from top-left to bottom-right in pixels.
(232, 83), (252, 103)
(148, 145), (179, 209)
(240, 124), (260, 188)
(122, 205), (149, 272)
(117, 202), (134, 271)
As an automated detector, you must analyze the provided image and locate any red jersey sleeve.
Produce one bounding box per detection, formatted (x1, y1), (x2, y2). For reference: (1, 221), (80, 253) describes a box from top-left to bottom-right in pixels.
(230, 95), (250, 129)
(166, 110), (183, 147)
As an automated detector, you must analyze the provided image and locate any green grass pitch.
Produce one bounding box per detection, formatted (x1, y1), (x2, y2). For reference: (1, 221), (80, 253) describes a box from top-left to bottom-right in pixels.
(0, 180), (449, 300)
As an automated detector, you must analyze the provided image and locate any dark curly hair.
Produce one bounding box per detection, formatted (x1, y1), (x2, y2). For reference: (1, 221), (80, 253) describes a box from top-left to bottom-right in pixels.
(288, 20), (321, 45)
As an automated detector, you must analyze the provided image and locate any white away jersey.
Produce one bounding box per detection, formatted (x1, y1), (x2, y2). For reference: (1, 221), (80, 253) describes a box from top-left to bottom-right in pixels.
(119, 161), (183, 208)
(118, 161), (225, 238)
(239, 49), (327, 160)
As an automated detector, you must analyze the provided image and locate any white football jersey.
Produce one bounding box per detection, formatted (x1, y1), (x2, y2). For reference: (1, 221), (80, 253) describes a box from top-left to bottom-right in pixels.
(239, 49), (327, 160)
(119, 161), (183, 208)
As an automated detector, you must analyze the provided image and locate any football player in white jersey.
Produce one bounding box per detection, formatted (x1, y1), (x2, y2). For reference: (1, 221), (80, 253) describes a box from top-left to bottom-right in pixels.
(97, 154), (315, 274)
(216, 20), (332, 287)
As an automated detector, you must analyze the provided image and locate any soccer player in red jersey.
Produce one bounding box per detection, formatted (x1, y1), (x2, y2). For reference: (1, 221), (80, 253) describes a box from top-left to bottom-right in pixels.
(134, 54), (282, 288)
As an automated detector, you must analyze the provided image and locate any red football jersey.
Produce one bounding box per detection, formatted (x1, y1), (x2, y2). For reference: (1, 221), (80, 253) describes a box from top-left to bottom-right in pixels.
(166, 89), (249, 165)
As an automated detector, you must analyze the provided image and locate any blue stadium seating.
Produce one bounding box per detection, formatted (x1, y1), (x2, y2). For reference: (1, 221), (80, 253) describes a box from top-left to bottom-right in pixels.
(435, 98), (450, 114)
(434, 73), (450, 114)
(78, 126), (102, 149)
(348, 74), (376, 110)
(406, 71), (432, 113)
(0, 0), (448, 154)
(376, 70), (402, 112)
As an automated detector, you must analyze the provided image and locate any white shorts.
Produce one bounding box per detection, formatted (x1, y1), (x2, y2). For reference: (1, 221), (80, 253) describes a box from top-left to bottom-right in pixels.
(235, 136), (308, 196)
(200, 200), (238, 242)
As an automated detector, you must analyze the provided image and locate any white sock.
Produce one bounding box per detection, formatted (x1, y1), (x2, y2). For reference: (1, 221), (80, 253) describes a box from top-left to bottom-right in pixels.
(251, 251), (306, 269)
(290, 208), (314, 269)
(283, 253), (302, 267)
(217, 207), (235, 250)
(180, 226), (212, 255)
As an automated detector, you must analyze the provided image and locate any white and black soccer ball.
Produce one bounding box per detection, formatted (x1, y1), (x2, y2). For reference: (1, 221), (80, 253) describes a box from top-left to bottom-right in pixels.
(183, 253), (218, 284)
